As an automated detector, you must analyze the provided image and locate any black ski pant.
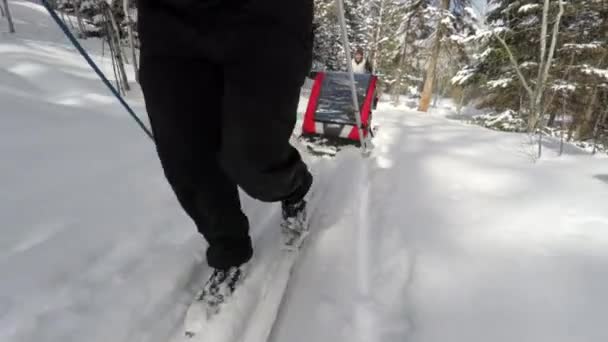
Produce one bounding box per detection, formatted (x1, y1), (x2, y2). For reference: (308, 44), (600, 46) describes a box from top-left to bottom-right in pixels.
(138, 10), (313, 270)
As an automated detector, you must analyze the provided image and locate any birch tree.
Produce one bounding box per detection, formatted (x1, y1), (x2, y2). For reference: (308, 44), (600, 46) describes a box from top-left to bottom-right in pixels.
(369, 0), (387, 71)
(486, 0), (565, 132)
(123, 0), (139, 82)
(73, 0), (87, 38)
(418, 0), (450, 112)
(101, 1), (130, 91)
(391, 0), (425, 105)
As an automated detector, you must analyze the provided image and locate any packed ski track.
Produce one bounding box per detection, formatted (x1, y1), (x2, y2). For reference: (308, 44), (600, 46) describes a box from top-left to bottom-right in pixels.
(3, 2), (608, 342)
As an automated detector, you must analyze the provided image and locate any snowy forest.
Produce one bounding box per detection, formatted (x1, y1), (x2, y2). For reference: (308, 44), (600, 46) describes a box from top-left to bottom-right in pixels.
(2, 0), (607, 153)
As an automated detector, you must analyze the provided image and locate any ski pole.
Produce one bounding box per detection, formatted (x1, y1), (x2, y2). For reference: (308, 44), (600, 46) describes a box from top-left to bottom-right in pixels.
(335, 0), (371, 155)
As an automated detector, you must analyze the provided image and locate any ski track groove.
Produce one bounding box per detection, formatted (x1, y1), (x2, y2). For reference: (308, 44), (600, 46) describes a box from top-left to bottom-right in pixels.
(264, 164), (334, 342)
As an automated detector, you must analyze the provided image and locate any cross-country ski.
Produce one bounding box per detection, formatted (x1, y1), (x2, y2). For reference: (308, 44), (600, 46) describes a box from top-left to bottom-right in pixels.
(182, 169), (329, 341)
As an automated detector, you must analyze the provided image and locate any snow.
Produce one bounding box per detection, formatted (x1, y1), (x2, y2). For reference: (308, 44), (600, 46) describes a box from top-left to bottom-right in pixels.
(478, 47), (493, 59)
(448, 34), (465, 44)
(551, 82), (577, 92)
(451, 68), (476, 85)
(464, 6), (478, 21)
(487, 77), (513, 89)
(581, 65), (608, 81)
(562, 42), (602, 51)
(518, 4), (541, 13)
(3, 2), (608, 342)
(472, 109), (526, 132)
(465, 26), (506, 44)
(520, 61), (539, 69)
(503, 2), (520, 15)
(278, 101), (608, 342)
(521, 15), (540, 27)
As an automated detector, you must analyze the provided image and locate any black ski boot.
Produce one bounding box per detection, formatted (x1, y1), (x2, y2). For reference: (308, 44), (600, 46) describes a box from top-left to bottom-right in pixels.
(281, 199), (309, 249)
(197, 263), (248, 315)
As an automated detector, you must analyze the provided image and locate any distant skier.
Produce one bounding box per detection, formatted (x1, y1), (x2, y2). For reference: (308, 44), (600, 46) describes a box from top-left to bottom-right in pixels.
(352, 47), (373, 74)
(136, 0), (313, 311)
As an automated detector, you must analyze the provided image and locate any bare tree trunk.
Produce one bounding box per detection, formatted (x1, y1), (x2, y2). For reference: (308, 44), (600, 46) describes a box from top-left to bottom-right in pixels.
(391, 0), (424, 105)
(537, 131), (543, 159)
(559, 126), (564, 156)
(1, 2), (6, 17)
(370, 0), (385, 72)
(418, 0), (449, 112)
(530, 0), (564, 132)
(104, 4), (130, 91)
(392, 48), (408, 105)
(456, 87), (466, 114)
(123, 0), (139, 83)
(107, 27), (124, 94)
(65, 9), (76, 30)
(391, 12), (415, 105)
(106, 4), (130, 64)
(418, 35), (441, 112)
(546, 55), (575, 127)
(581, 51), (608, 140)
(593, 108), (607, 154)
(494, 0), (563, 134)
(530, 0), (551, 130)
(567, 118), (576, 141)
(432, 73), (441, 108)
(2, 0), (15, 33)
(558, 96), (566, 156)
(60, 10), (68, 25)
(495, 34), (535, 101)
(389, 0), (425, 105)
(575, 88), (598, 140)
(536, 0), (551, 97)
(73, 0), (87, 38)
(547, 113), (557, 127)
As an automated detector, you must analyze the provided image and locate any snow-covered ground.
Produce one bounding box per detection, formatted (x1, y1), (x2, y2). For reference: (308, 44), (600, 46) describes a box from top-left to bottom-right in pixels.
(2, 2), (608, 342)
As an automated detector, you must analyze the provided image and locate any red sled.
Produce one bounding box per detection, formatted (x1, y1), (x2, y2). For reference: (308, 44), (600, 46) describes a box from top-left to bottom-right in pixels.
(302, 71), (378, 142)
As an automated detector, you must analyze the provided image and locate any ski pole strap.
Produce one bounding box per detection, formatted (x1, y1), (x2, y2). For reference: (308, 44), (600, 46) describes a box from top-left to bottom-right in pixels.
(40, 0), (154, 141)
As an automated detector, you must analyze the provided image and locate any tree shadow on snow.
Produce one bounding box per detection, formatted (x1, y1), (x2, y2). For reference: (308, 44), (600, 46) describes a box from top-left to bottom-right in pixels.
(594, 174), (608, 185)
(539, 136), (590, 156)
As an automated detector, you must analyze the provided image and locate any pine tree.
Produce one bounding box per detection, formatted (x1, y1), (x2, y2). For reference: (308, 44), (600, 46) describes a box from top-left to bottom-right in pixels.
(389, 0), (432, 102)
(355, 0), (475, 105)
(555, 0), (608, 140)
(456, 0), (607, 141)
(313, 0), (345, 70)
(313, 0), (373, 70)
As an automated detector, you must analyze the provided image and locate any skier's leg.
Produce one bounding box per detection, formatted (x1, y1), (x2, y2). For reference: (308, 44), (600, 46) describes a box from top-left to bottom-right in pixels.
(220, 30), (313, 204)
(139, 57), (253, 270)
